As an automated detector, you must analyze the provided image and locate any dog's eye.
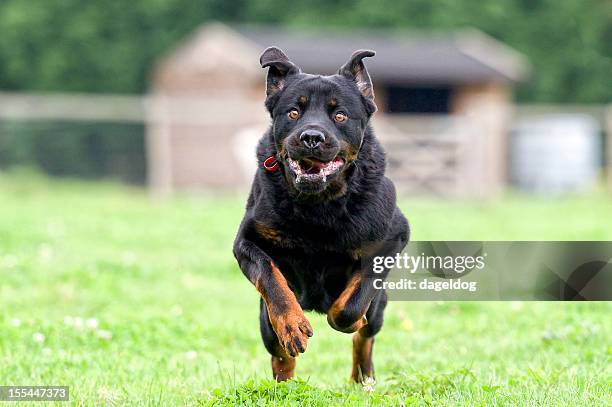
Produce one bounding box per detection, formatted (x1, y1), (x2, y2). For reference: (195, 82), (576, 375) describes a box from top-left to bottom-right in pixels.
(334, 112), (348, 123)
(288, 109), (300, 120)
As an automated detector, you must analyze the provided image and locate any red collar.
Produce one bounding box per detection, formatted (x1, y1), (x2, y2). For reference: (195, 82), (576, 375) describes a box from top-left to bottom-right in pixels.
(263, 155), (279, 172)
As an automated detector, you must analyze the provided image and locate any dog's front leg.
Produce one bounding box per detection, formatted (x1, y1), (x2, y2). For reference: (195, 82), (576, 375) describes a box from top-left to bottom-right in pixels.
(328, 233), (407, 334)
(328, 235), (407, 382)
(327, 271), (386, 383)
(258, 260), (314, 358)
(234, 239), (313, 359)
(327, 272), (370, 334)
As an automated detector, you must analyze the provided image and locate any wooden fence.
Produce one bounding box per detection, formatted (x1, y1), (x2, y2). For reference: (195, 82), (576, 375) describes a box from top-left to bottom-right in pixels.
(1, 92), (610, 197)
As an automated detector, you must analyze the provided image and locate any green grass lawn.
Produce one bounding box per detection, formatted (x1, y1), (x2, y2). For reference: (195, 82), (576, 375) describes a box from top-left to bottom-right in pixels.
(0, 172), (611, 406)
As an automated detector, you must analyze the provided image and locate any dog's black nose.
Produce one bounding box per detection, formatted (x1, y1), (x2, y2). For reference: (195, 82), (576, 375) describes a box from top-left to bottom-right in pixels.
(299, 130), (325, 149)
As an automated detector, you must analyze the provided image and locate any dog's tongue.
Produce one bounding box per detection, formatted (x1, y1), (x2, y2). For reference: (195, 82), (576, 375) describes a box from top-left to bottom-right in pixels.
(300, 158), (341, 174)
(301, 159), (324, 175)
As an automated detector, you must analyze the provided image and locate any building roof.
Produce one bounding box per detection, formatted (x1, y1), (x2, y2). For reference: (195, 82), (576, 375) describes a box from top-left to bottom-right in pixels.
(155, 23), (531, 86)
(236, 26), (530, 84)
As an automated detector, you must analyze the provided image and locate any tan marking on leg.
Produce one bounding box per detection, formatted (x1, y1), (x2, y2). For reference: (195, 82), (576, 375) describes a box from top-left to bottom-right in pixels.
(271, 355), (296, 382)
(351, 328), (374, 382)
(328, 273), (367, 333)
(257, 262), (313, 357)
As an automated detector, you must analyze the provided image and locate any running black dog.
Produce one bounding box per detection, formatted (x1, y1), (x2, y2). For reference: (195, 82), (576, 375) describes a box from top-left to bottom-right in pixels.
(233, 47), (409, 382)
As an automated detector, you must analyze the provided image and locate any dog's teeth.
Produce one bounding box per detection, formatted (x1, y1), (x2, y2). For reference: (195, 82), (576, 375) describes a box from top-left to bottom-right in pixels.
(288, 157), (344, 185)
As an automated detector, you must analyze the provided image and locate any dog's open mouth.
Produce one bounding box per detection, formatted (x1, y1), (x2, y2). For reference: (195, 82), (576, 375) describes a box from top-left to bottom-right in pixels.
(287, 157), (344, 183)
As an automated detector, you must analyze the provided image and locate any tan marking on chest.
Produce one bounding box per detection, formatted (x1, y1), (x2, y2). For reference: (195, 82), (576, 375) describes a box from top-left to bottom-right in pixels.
(255, 221), (282, 243)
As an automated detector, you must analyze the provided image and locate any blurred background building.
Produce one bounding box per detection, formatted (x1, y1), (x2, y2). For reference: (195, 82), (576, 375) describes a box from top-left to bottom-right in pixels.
(0, 1), (610, 197)
(148, 23), (528, 197)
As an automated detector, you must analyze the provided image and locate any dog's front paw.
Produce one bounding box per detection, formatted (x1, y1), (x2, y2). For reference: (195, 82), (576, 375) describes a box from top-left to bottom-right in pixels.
(269, 309), (313, 357)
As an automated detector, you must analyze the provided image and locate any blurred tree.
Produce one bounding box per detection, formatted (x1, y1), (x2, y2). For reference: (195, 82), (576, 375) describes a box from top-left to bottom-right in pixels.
(0, 0), (609, 103)
(0, 0), (609, 183)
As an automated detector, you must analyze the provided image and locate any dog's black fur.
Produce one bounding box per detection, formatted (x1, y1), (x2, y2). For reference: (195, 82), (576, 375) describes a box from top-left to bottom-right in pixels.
(233, 47), (409, 382)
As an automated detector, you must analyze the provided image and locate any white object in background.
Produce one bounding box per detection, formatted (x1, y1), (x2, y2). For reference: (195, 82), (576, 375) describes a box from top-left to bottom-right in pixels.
(233, 125), (267, 185)
(511, 114), (600, 194)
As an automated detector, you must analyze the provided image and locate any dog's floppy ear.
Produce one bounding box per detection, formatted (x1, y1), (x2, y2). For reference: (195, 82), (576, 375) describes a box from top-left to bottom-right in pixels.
(338, 50), (377, 114)
(260, 47), (300, 108)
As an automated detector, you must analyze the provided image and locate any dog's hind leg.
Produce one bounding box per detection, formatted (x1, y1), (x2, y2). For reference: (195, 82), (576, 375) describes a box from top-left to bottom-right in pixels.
(351, 290), (386, 383)
(259, 298), (296, 381)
